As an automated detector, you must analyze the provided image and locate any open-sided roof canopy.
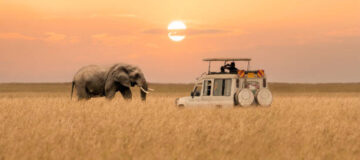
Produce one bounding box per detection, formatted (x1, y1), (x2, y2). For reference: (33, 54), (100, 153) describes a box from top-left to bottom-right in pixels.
(203, 58), (252, 73)
(203, 58), (251, 62)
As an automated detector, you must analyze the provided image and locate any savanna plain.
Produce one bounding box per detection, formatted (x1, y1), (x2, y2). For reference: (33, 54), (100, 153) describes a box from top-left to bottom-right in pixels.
(0, 83), (359, 160)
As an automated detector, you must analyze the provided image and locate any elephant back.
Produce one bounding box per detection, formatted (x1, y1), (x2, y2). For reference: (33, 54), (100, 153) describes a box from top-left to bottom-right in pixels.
(73, 65), (109, 83)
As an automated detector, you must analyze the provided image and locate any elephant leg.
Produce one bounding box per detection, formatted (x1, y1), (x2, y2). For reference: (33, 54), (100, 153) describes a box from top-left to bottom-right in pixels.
(76, 85), (90, 100)
(120, 86), (132, 100)
(105, 84), (117, 100)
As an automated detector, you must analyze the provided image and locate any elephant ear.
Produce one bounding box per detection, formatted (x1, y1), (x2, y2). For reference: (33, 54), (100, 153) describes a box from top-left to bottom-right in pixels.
(106, 65), (131, 88)
(113, 71), (131, 87)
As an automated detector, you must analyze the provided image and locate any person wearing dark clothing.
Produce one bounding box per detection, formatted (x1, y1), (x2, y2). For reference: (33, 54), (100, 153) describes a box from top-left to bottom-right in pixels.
(220, 66), (225, 72)
(224, 62), (238, 73)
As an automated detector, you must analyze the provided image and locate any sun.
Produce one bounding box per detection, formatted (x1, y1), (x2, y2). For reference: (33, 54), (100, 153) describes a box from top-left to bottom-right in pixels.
(168, 20), (186, 42)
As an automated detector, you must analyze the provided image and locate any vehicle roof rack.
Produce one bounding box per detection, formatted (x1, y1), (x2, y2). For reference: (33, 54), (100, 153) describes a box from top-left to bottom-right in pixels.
(203, 58), (252, 73)
(203, 58), (251, 62)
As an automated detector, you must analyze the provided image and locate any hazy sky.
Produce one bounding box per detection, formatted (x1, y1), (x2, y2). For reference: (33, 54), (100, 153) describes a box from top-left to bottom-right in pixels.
(0, 0), (359, 83)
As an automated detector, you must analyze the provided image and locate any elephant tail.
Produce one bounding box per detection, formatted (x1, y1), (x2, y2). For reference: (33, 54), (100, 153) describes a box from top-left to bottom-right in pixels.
(71, 81), (75, 100)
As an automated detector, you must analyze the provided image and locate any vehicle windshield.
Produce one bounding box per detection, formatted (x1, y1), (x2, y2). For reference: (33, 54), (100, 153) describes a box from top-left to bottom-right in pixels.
(193, 84), (202, 96)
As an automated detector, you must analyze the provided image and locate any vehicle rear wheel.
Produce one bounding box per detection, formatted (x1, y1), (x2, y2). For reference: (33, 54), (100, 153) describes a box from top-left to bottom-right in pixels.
(256, 88), (273, 106)
(235, 88), (254, 106)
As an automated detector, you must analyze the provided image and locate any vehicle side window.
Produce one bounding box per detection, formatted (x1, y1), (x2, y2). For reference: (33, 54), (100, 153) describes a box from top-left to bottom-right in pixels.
(203, 80), (212, 96)
(213, 79), (223, 96)
(213, 79), (232, 96)
(224, 79), (232, 96)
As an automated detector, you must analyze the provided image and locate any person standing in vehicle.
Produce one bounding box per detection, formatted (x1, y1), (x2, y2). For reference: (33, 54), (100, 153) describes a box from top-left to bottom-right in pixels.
(224, 62), (238, 73)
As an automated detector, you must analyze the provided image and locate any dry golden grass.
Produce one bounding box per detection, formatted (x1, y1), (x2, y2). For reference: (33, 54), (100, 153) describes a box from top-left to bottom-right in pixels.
(0, 83), (359, 160)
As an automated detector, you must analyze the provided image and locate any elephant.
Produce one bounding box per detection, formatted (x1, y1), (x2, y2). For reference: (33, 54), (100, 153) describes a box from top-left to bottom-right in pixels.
(71, 63), (150, 101)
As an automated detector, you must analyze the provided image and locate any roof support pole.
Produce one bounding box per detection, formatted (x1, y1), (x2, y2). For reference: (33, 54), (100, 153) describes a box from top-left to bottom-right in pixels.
(208, 61), (211, 74)
(247, 61), (250, 71)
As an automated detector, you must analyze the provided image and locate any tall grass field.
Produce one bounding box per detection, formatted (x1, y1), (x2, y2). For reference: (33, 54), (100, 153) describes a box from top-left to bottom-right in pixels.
(0, 83), (359, 159)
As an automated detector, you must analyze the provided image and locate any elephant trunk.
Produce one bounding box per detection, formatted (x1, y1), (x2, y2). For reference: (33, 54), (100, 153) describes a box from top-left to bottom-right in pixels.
(139, 82), (148, 101)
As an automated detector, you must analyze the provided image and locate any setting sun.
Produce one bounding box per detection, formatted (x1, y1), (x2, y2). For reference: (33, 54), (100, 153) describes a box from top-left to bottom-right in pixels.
(168, 20), (186, 42)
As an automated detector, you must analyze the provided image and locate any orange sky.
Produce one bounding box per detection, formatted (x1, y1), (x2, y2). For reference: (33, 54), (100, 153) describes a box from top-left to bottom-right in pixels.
(0, 0), (359, 83)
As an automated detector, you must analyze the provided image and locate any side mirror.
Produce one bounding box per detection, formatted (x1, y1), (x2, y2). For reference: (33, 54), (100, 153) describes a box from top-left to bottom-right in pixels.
(191, 92), (194, 98)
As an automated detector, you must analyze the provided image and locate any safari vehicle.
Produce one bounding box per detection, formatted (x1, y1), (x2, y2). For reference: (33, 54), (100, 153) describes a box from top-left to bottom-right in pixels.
(175, 58), (272, 107)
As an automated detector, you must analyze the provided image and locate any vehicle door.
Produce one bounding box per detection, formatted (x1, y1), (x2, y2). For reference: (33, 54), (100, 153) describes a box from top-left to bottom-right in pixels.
(200, 79), (213, 105)
(211, 78), (233, 104)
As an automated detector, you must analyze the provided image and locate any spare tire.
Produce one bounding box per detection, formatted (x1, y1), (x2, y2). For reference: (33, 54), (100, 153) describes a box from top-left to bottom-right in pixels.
(235, 88), (254, 106)
(256, 88), (273, 106)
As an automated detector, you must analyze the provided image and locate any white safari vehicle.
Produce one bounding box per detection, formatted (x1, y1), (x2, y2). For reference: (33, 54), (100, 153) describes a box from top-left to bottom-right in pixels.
(175, 58), (272, 107)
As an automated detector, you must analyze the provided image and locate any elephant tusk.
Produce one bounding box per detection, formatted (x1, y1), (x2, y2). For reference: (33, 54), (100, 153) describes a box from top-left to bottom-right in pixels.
(140, 87), (150, 94)
(148, 88), (155, 91)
